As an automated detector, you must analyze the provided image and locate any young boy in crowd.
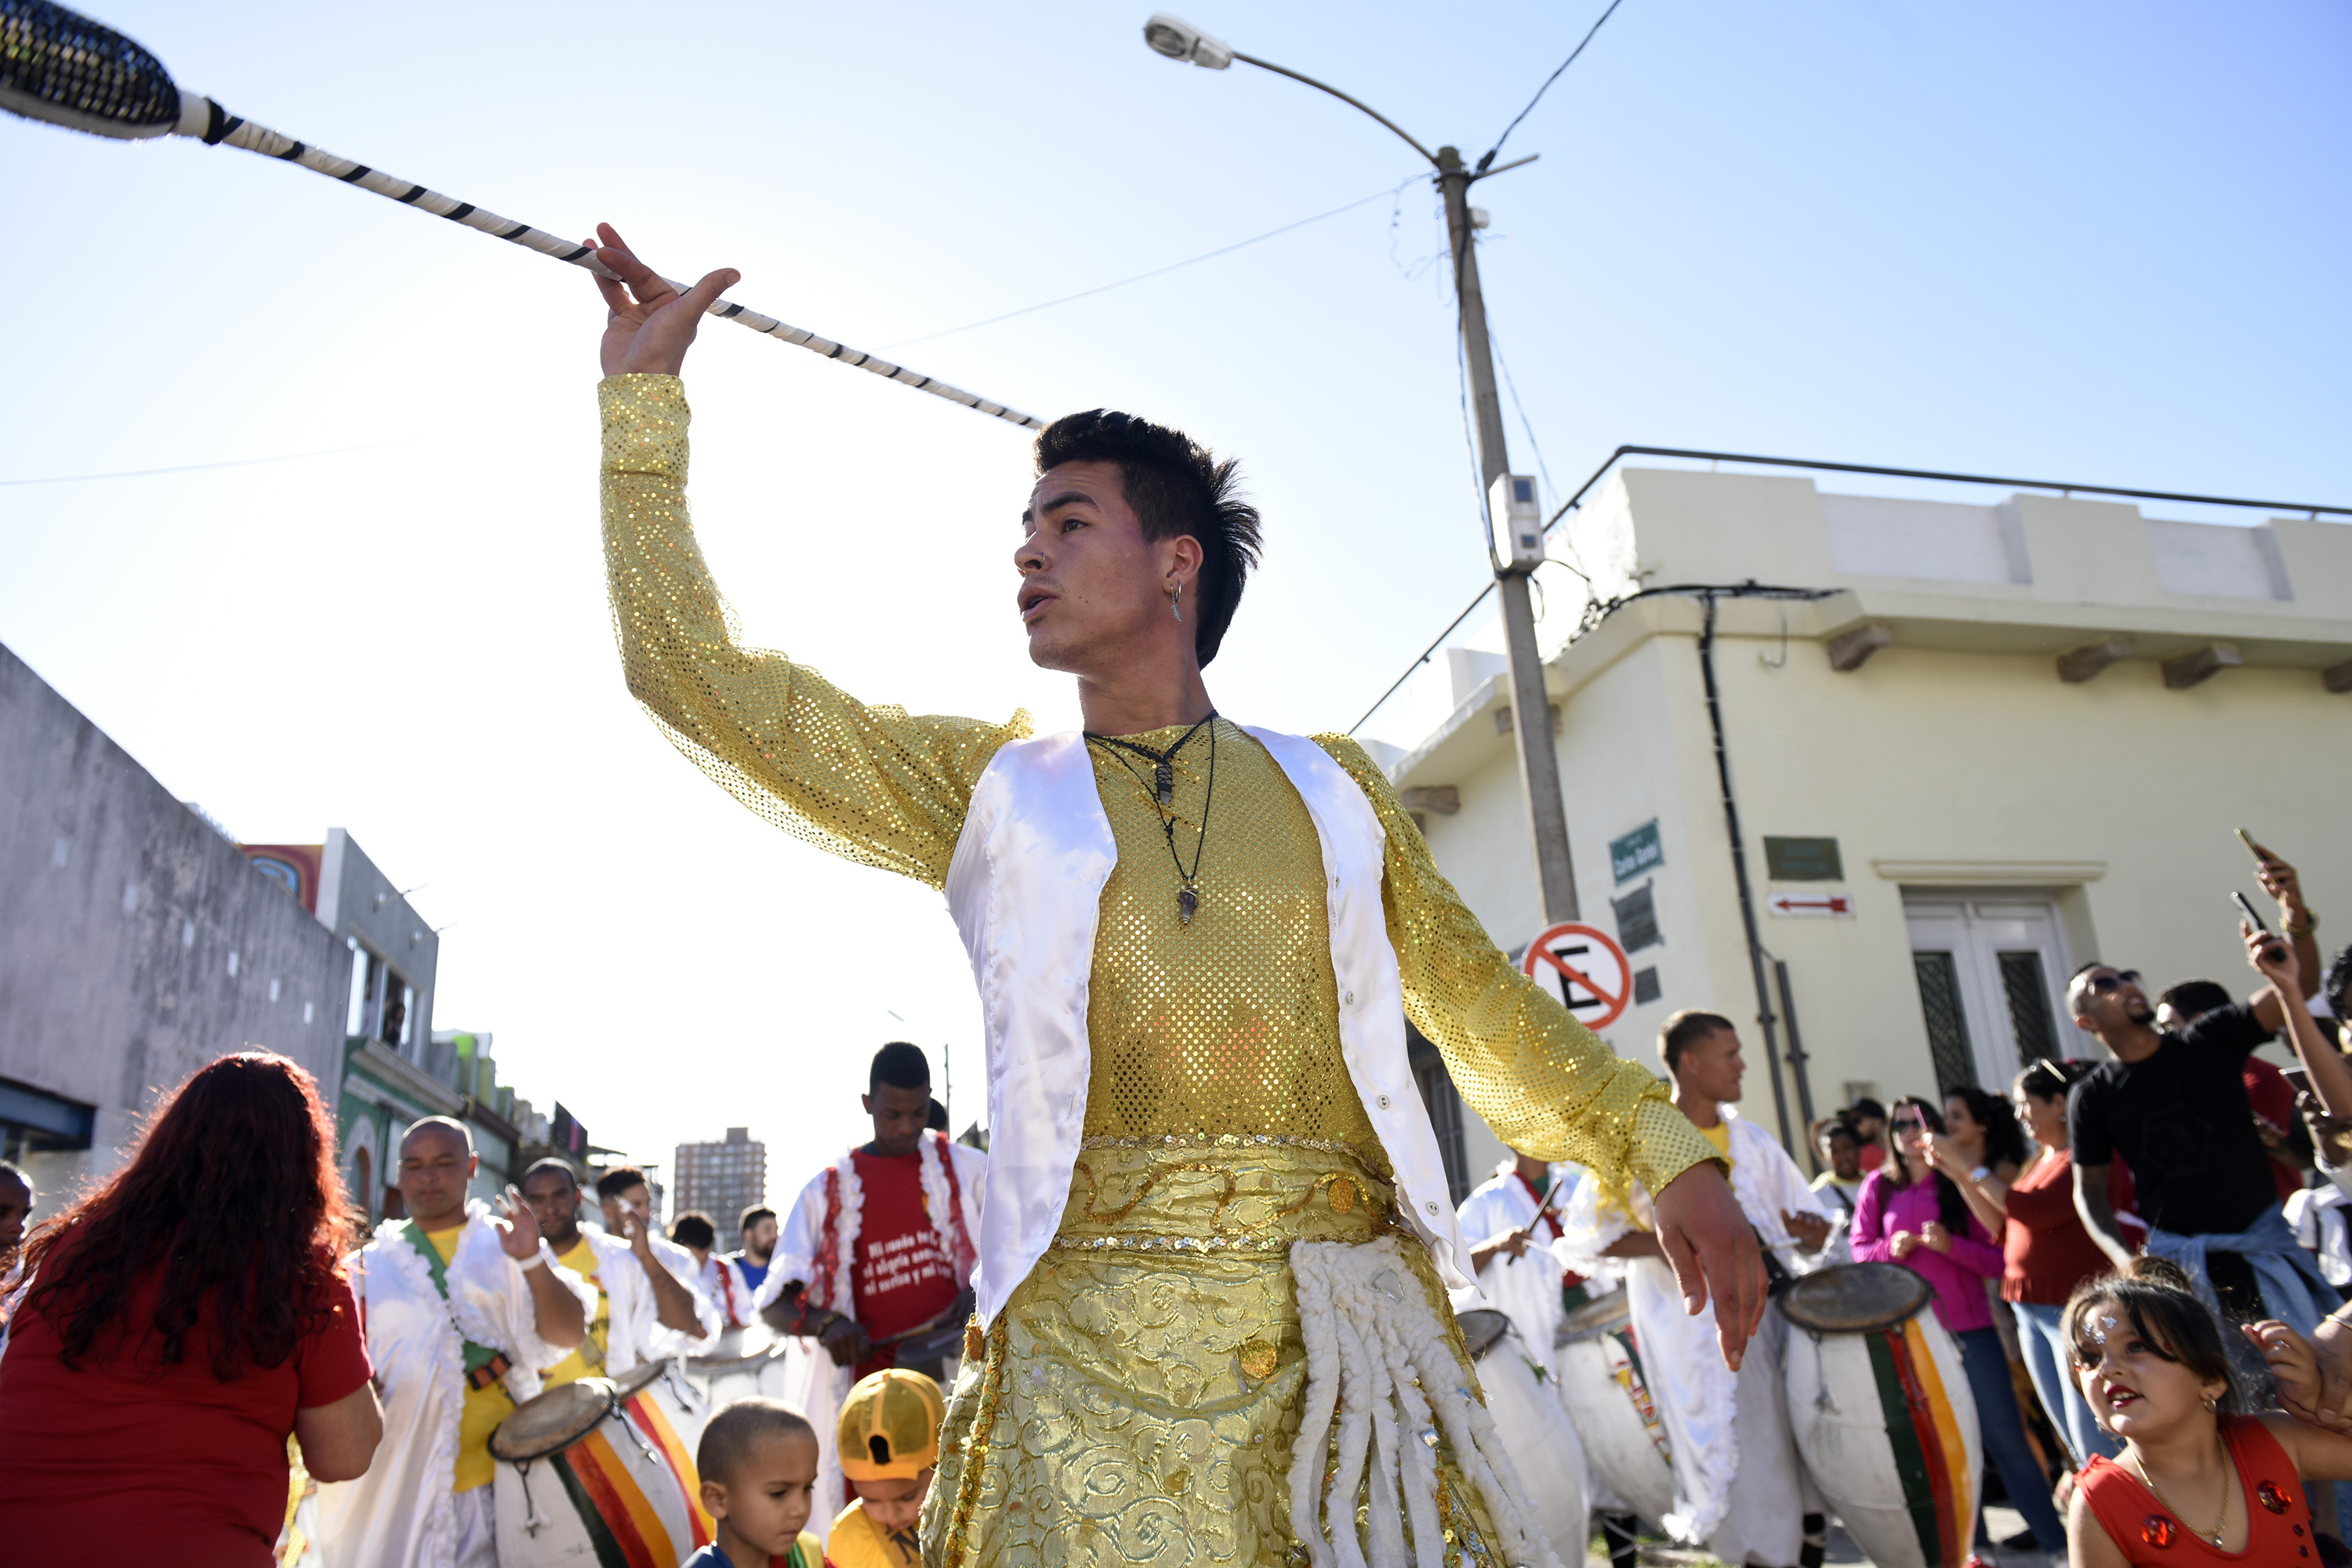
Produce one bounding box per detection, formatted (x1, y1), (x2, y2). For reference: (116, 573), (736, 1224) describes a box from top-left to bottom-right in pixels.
(827, 1369), (944, 1568)
(688, 1398), (825, 1568)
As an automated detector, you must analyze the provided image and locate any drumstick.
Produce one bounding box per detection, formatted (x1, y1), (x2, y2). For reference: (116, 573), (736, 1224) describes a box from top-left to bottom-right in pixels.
(0, 0), (1046, 431)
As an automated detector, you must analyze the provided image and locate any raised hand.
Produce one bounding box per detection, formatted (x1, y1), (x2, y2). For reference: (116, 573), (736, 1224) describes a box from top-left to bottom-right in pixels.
(491, 1185), (539, 1261)
(2252, 844), (2306, 920)
(590, 222), (740, 379)
(2290, 1317), (2352, 1435)
(619, 1203), (656, 1261)
(2245, 918), (2299, 989)
(1650, 1160), (1768, 1371)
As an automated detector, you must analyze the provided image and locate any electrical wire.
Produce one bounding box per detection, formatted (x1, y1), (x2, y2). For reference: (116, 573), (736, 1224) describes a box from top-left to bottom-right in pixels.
(0, 439), (406, 488)
(1476, 0), (1631, 172)
(882, 175), (1422, 350)
(1490, 328), (1593, 590)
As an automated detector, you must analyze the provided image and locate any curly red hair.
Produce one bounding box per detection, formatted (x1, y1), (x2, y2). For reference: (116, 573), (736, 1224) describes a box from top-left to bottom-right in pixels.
(19, 1051), (358, 1381)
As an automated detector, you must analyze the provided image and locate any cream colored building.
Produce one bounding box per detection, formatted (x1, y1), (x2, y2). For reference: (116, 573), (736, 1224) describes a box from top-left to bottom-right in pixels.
(1371, 466), (2352, 1177)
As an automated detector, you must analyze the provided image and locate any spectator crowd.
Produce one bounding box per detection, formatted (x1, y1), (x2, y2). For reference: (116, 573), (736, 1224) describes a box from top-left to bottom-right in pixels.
(5, 843), (2352, 1568)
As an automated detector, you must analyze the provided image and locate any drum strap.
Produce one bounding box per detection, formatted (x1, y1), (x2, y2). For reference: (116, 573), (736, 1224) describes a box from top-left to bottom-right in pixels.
(401, 1221), (514, 1389)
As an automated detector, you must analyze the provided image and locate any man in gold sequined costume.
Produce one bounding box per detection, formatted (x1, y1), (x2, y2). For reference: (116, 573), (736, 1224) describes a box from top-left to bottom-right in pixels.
(585, 226), (1766, 1568)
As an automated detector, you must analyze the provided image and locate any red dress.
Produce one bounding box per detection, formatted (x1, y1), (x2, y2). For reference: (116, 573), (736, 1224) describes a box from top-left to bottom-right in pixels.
(2077, 1416), (2318, 1563)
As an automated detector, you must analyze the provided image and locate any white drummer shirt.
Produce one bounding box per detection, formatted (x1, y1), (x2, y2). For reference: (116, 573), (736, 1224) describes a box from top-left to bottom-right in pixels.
(542, 1225), (723, 1387)
(1556, 1105), (1831, 1553)
(1454, 1158), (1582, 1352)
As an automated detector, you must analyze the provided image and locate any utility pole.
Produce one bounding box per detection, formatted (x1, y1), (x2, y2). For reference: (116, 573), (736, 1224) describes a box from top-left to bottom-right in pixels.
(1145, 22), (1584, 924)
(1436, 146), (1581, 923)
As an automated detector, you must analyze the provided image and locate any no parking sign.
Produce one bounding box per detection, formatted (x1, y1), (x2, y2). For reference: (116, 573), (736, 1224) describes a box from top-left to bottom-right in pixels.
(1520, 922), (1634, 1032)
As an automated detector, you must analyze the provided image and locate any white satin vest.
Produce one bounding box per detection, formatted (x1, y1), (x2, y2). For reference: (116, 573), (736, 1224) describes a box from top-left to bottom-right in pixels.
(943, 724), (1475, 1326)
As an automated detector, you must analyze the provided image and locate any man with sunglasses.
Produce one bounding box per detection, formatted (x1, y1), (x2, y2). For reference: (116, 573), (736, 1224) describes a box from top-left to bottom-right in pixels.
(2067, 920), (2352, 1398)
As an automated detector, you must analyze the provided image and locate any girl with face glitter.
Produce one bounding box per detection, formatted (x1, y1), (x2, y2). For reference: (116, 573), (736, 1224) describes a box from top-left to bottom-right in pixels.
(2066, 1257), (2352, 1564)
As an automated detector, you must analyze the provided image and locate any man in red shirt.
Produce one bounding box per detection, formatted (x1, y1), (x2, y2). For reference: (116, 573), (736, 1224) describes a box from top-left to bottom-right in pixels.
(756, 1044), (986, 1533)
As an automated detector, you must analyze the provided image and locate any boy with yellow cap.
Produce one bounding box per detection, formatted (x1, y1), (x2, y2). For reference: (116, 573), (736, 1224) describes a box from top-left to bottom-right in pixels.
(826, 1370), (943, 1568)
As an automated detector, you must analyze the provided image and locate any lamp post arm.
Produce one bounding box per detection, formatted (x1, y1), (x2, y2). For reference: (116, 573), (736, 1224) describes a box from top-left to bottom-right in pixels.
(1231, 52), (1439, 167)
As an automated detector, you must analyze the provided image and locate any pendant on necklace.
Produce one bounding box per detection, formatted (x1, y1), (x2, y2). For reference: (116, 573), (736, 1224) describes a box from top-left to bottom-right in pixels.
(1178, 886), (1200, 924)
(1155, 760), (1174, 807)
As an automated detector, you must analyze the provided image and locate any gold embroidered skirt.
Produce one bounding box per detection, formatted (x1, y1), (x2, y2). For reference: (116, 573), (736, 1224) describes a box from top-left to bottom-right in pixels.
(923, 1137), (1510, 1568)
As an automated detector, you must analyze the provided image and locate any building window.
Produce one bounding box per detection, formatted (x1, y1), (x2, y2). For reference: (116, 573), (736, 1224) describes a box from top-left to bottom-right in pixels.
(1998, 951), (2059, 1065)
(1911, 951), (1976, 1093)
(344, 939), (414, 1052)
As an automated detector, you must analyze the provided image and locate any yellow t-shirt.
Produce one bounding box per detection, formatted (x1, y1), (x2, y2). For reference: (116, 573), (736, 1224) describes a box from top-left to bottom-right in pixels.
(541, 1237), (610, 1388)
(826, 1497), (923, 1568)
(419, 1225), (514, 1493)
(1698, 1120), (1733, 1167)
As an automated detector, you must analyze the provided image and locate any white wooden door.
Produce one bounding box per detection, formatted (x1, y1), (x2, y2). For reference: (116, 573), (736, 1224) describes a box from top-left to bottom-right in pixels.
(1903, 893), (2074, 1093)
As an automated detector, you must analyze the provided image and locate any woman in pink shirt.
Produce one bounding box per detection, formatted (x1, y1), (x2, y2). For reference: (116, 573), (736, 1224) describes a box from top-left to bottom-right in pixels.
(1854, 1094), (2066, 1563)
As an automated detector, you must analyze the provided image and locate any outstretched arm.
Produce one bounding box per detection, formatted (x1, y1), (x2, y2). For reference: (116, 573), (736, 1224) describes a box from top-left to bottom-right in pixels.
(1317, 736), (1762, 1367)
(592, 226), (1026, 887)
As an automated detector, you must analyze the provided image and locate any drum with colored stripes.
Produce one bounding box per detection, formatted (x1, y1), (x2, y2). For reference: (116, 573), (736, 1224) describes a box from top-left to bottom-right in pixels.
(1552, 1289), (1675, 1526)
(684, 1324), (794, 1412)
(492, 1370), (712, 1567)
(1462, 1308), (1591, 1559)
(1779, 1263), (1983, 1568)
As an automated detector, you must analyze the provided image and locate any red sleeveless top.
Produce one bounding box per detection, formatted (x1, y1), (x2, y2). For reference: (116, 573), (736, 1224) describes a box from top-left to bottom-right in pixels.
(2078, 1416), (2318, 1563)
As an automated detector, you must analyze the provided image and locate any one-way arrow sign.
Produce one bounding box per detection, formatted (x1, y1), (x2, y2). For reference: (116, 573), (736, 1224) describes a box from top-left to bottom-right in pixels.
(1766, 893), (1853, 918)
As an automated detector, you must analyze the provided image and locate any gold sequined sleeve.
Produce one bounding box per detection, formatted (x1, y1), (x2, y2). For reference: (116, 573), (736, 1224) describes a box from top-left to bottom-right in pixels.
(1313, 735), (1719, 1200)
(600, 374), (1029, 887)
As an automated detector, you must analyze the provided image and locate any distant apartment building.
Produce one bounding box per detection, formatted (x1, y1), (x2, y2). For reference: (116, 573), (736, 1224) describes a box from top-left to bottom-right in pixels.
(672, 1127), (766, 1232)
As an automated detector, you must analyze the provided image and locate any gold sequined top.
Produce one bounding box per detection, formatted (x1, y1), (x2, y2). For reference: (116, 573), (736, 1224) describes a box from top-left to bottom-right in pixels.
(599, 374), (1715, 1196)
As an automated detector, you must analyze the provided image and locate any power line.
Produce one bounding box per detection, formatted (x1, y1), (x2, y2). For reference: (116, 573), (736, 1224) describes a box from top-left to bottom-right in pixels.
(1477, 0), (1630, 172)
(0, 440), (406, 488)
(881, 176), (1423, 350)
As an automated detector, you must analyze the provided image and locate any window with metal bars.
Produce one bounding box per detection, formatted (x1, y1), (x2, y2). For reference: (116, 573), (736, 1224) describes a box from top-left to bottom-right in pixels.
(1911, 951), (1977, 1093)
(1999, 950), (2060, 1068)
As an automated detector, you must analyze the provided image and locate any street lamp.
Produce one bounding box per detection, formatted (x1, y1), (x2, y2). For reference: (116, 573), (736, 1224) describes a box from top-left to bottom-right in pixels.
(1142, 15), (1581, 923)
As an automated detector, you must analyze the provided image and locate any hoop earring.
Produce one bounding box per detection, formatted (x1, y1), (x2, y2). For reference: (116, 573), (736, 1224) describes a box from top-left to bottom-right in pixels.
(1171, 587), (1182, 622)
(2203, 1393), (2219, 1412)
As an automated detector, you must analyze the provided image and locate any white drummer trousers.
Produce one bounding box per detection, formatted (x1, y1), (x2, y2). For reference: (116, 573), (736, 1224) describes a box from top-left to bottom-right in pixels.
(1701, 1303), (1826, 1568)
(453, 1486), (495, 1568)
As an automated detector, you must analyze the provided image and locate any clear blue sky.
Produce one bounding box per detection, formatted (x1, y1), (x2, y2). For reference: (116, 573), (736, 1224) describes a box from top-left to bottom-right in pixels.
(3, 0), (2345, 1189)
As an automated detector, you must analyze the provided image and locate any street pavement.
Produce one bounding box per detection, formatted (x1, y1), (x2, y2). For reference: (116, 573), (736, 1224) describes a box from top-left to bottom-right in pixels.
(1581, 1504), (2058, 1566)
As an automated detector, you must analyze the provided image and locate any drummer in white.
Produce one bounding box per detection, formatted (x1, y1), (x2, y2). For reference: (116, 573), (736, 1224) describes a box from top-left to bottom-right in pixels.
(1561, 1011), (1834, 1568)
(518, 1159), (724, 1385)
(315, 1119), (597, 1568)
(1458, 1150), (1584, 1352)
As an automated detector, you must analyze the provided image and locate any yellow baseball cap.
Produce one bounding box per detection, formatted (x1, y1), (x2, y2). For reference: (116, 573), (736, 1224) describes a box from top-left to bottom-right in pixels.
(837, 1368), (944, 1482)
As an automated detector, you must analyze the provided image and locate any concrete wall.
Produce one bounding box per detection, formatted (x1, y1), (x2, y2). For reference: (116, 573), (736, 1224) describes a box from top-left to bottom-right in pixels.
(0, 642), (351, 1201)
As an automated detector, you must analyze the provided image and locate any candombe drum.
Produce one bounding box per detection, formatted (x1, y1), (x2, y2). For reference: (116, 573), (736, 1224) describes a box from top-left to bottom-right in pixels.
(613, 1357), (713, 1531)
(491, 1374), (710, 1565)
(1779, 1262), (1982, 1568)
(1551, 1289), (1674, 1527)
(1459, 1308), (1590, 1559)
(685, 1322), (793, 1411)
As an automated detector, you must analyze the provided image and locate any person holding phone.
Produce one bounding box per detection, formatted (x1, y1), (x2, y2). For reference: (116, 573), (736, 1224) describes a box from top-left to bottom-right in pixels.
(2064, 911), (2352, 1402)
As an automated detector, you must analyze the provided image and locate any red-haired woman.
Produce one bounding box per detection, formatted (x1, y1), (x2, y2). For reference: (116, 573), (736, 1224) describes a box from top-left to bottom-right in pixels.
(0, 1051), (382, 1564)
